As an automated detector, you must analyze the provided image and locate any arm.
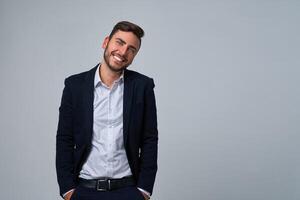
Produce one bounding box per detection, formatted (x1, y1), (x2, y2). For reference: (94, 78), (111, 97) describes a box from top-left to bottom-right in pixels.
(56, 78), (76, 198)
(137, 78), (158, 195)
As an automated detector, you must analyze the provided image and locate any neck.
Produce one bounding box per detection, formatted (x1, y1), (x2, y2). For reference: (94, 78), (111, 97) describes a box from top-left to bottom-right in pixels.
(99, 63), (122, 88)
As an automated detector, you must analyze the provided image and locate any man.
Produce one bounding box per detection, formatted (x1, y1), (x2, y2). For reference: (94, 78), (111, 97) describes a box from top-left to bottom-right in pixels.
(56, 21), (158, 200)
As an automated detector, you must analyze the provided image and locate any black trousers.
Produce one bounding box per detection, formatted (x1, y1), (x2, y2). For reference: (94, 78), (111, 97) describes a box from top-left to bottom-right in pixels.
(70, 185), (145, 200)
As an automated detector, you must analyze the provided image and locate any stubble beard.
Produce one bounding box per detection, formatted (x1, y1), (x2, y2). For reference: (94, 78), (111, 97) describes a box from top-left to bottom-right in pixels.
(103, 48), (130, 73)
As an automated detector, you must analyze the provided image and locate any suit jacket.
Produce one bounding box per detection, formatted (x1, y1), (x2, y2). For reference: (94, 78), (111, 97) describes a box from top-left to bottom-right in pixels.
(56, 65), (158, 197)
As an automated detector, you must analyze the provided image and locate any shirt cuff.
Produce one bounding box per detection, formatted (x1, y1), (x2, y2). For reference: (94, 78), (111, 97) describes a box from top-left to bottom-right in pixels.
(137, 187), (151, 198)
(63, 189), (75, 198)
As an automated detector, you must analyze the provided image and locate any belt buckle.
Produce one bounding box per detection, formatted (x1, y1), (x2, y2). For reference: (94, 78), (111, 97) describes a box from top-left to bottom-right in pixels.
(97, 178), (111, 191)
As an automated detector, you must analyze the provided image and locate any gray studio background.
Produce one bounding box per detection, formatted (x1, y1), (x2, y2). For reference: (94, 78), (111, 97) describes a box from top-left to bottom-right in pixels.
(0, 0), (299, 199)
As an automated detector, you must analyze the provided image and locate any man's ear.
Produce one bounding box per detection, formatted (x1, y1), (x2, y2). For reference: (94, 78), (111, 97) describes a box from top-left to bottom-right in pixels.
(102, 36), (109, 49)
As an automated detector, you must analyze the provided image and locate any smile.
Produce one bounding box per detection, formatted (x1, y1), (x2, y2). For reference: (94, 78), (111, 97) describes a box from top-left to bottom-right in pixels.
(113, 55), (125, 62)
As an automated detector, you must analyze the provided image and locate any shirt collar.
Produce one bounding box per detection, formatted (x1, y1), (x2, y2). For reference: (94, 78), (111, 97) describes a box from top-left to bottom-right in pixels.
(94, 64), (124, 88)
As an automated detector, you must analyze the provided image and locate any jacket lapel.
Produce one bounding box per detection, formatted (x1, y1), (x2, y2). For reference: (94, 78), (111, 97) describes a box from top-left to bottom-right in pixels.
(83, 65), (98, 144)
(123, 70), (134, 147)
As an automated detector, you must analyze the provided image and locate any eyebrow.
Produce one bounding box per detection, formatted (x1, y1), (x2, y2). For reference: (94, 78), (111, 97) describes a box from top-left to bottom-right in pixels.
(115, 38), (138, 51)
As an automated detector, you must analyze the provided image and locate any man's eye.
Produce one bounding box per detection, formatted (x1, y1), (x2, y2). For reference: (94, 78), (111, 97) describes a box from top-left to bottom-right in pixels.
(116, 41), (122, 45)
(129, 48), (136, 54)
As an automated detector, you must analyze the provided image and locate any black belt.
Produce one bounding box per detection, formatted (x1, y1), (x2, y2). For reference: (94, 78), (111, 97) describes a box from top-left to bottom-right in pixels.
(78, 176), (135, 191)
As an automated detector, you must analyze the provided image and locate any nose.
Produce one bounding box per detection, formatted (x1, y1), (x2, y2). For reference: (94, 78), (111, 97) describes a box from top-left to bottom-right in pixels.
(118, 45), (128, 56)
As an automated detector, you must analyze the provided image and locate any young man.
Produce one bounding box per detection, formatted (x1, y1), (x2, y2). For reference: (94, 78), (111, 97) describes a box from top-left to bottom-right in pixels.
(56, 21), (158, 200)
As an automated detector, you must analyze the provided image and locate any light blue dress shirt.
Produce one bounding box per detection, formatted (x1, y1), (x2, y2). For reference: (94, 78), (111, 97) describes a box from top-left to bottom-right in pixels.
(79, 65), (132, 179)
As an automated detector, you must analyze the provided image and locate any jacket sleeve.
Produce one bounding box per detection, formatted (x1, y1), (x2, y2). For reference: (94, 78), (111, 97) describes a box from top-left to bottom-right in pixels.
(56, 78), (76, 197)
(137, 78), (158, 195)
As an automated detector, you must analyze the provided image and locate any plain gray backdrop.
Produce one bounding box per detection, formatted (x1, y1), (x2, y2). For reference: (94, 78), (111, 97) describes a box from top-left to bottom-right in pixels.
(1, 0), (299, 199)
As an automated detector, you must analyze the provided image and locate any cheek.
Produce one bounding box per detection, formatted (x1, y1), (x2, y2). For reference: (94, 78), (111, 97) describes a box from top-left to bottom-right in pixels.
(128, 53), (136, 60)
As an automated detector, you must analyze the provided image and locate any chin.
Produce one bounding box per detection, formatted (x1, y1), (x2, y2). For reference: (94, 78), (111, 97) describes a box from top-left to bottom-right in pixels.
(109, 64), (128, 72)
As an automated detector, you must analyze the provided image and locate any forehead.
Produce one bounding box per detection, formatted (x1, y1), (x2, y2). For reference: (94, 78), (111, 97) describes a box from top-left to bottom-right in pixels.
(111, 30), (140, 49)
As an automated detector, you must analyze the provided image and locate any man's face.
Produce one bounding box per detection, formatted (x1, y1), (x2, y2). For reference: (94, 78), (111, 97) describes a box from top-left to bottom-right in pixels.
(102, 30), (140, 73)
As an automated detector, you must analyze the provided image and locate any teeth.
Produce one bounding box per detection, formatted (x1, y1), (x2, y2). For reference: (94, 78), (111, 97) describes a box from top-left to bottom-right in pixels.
(113, 55), (123, 62)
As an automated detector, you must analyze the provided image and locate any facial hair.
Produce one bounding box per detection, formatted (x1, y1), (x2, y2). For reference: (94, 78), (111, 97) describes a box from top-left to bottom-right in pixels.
(103, 47), (130, 73)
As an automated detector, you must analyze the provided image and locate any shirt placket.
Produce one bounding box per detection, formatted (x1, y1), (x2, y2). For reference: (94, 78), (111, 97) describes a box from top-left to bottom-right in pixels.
(107, 83), (117, 178)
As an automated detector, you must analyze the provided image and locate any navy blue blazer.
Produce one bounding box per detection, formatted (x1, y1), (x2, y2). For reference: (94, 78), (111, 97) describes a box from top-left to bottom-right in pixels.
(56, 65), (158, 197)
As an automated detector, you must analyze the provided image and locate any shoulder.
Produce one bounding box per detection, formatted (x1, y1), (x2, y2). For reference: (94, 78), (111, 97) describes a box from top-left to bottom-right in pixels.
(125, 69), (155, 87)
(64, 65), (97, 86)
(65, 70), (88, 83)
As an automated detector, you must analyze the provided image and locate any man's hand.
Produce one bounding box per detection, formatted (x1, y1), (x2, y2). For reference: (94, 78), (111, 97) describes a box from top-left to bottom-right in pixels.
(64, 190), (74, 200)
(140, 191), (150, 200)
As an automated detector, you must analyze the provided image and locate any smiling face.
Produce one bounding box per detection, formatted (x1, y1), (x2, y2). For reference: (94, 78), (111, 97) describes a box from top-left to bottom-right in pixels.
(102, 30), (140, 73)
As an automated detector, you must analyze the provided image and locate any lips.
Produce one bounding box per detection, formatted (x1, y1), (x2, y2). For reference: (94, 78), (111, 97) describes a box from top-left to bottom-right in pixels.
(112, 53), (126, 63)
(113, 55), (123, 62)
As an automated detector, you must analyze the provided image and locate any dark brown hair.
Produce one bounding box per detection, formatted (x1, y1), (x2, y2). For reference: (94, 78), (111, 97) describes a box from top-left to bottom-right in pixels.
(109, 21), (144, 44)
